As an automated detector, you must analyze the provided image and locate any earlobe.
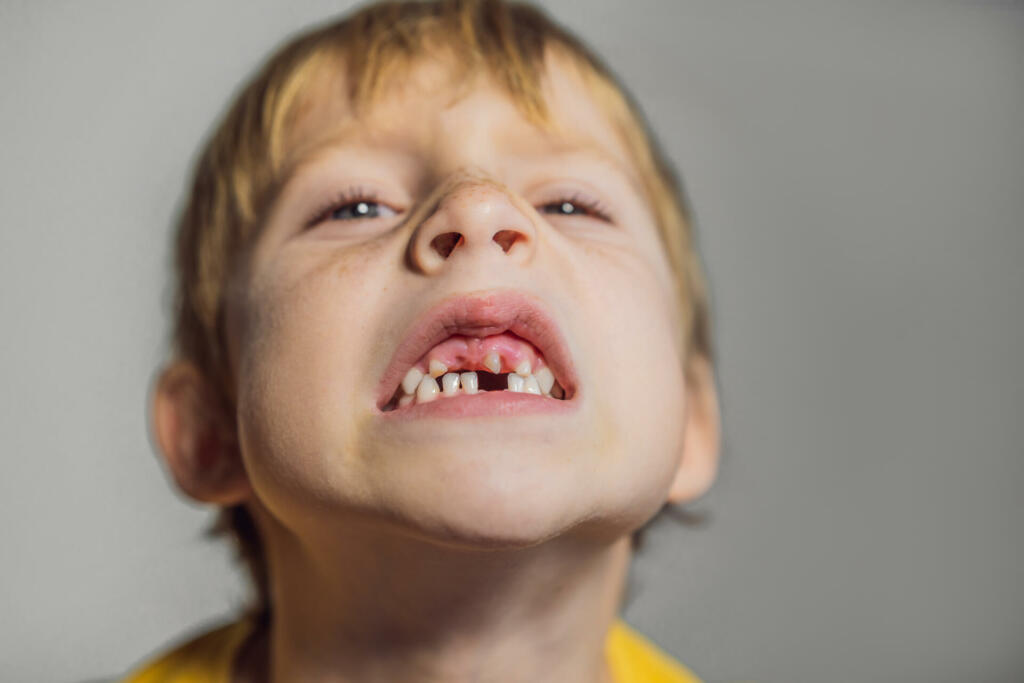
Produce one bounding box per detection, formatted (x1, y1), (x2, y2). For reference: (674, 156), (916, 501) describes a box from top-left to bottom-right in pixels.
(667, 356), (722, 505)
(151, 360), (251, 505)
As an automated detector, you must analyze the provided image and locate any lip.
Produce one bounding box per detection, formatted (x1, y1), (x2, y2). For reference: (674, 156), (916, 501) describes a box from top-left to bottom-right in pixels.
(375, 290), (580, 415)
(383, 391), (578, 419)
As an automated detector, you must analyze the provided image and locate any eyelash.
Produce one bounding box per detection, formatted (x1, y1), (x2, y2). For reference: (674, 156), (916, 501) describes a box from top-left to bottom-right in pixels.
(539, 191), (613, 222)
(305, 187), (613, 228)
(305, 186), (383, 228)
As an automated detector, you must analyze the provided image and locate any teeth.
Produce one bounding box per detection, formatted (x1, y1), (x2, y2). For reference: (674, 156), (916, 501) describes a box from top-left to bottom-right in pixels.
(507, 373), (525, 392)
(441, 372), (460, 394)
(416, 375), (439, 403)
(398, 357), (558, 405)
(428, 359), (448, 378)
(483, 351), (501, 374)
(460, 371), (479, 394)
(401, 367), (424, 395)
(534, 367), (555, 395)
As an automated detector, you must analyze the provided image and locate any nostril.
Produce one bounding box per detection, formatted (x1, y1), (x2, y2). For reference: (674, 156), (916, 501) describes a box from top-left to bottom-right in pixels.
(430, 232), (463, 258)
(492, 229), (523, 254)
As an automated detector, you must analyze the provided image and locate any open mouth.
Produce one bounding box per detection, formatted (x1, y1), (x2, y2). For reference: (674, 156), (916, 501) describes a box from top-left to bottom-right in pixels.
(376, 292), (578, 415)
(382, 332), (568, 411)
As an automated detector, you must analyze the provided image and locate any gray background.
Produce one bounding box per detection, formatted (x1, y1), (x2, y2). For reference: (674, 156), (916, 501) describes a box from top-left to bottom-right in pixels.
(1, 1), (1021, 681)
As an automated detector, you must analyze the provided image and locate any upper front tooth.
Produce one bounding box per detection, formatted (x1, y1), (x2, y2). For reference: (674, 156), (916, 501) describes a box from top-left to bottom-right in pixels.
(416, 375), (439, 402)
(523, 375), (541, 395)
(441, 372), (460, 394)
(534, 367), (555, 394)
(483, 352), (501, 374)
(514, 360), (531, 376)
(402, 367), (424, 394)
(507, 374), (525, 392)
(429, 359), (448, 378)
(460, 371), (479, 394)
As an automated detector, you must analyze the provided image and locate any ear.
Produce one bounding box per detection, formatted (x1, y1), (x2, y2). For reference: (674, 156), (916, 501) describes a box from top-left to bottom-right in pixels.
(151, 360), (251, 505)
(667, 356), (722, 505)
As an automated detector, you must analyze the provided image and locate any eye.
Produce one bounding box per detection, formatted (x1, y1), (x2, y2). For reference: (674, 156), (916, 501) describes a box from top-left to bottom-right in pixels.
(305, 187), (400, 228)
(329, 200), (396, 221)
(543, 201), (585, 216)
(538, 192), (612, 222)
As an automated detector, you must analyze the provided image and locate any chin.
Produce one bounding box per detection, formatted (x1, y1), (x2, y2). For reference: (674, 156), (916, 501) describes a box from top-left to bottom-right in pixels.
(378, 459), (588, 550)
(382, 490), (660, 552)
(397, 511), (570, 552)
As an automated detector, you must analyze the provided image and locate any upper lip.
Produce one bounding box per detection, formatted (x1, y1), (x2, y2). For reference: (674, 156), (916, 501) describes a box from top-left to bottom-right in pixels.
(375, 290), (579, 409)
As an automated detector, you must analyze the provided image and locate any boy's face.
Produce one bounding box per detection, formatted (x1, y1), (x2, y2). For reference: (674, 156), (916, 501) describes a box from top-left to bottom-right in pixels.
(225, 53), (699, 547)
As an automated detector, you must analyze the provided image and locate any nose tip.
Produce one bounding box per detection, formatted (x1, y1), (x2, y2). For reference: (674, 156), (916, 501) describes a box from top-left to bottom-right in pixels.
(411, 179), (536, 273)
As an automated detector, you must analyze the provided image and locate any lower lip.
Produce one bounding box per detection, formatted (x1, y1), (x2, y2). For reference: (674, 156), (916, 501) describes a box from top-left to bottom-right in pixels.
(380, 391), (579, 420)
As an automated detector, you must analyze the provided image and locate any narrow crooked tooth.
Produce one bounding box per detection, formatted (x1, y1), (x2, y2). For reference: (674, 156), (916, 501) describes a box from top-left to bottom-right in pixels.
(441, 372), (460, 394)
(398, 395), (413, 408)
(523, 375), (542, 395)
(535, 367), (555, 395)
(460, 371), (479, 394)
(401, 367), (424, 395)
(428, 359), (448, 378)
(483, 351), (501, 374)
(416, 375), (439, 403)
(507, 373), (525, 392)
(514, 359), (532, 376)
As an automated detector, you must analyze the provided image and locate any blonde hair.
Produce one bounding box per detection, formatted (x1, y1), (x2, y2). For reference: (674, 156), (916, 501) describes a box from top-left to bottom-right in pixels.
(172, 0), (714, 619)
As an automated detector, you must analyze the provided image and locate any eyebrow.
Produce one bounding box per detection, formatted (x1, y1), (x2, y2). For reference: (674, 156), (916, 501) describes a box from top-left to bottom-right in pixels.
(279, 124), (647, 201)
(279, 122), (383, 181)
(526, 139), (647, 199)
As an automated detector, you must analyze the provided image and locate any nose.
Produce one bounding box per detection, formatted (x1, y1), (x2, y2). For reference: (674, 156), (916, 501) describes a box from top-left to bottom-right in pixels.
(409, 178), (537, 275)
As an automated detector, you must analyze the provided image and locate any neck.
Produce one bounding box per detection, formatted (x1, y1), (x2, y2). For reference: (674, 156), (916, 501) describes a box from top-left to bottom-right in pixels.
(240, 510), (632, 683)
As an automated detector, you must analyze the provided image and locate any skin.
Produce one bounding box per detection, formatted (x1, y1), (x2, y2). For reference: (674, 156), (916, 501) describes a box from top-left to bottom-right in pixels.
(153, 48), (720, 683)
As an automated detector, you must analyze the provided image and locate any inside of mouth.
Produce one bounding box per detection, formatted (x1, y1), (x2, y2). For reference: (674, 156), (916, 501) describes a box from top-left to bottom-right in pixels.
(475, 371), (516, 392)
(382, 333), (568, 412)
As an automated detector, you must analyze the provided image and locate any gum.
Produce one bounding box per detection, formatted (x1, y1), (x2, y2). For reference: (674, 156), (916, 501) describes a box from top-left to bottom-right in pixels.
(416, 333), (548, 374)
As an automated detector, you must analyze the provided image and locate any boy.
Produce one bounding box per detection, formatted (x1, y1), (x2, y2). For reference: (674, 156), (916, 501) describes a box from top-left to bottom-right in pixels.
(134, 0), (720, 680)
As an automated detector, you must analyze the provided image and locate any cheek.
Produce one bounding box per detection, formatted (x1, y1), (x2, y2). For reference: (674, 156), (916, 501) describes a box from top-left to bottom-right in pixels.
(232, 244), (388, 509)
(575, 244), (688, 512)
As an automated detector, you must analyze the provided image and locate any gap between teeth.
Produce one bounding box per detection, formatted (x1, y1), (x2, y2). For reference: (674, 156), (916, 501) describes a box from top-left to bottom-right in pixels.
(396, 365), (561, 407)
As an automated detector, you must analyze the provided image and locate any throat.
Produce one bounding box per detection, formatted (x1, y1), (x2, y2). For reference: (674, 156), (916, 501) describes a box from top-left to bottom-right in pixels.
(245, 527), (630, 683)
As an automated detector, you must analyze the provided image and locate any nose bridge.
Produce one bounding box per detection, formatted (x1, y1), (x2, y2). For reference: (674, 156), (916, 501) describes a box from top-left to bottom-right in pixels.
(410, 171), (537, 272)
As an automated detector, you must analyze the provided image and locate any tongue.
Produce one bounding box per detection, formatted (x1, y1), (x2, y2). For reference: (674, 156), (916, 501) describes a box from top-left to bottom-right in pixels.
(419, 333), (547, 374)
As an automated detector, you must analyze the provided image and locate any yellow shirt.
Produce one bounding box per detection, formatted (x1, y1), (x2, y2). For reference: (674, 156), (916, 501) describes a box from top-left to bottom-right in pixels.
(123, 618), (701, 682)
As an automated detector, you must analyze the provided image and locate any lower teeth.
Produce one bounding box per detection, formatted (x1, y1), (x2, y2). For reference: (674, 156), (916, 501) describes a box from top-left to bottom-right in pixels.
(388, 371), (565, 410)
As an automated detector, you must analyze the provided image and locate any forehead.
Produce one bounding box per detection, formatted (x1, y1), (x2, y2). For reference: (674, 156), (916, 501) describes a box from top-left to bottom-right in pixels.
(278, 50), (644, 191)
